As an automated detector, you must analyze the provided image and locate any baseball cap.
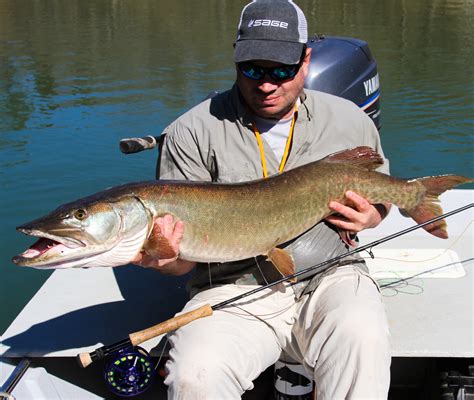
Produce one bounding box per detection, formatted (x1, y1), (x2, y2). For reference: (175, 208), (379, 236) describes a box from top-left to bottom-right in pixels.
(234, 0), (308, 65)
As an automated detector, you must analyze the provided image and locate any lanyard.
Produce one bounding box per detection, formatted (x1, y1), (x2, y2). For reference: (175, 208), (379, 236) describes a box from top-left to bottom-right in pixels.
(252, 105), (298, 178)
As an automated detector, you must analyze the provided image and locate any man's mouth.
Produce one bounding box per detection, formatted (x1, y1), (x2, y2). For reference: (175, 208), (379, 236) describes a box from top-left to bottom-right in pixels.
(259, 95), (280, 106)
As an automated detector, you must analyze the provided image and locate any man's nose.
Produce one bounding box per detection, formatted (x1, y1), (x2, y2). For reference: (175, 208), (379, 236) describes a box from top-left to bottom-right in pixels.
(257, 80), (279, 93)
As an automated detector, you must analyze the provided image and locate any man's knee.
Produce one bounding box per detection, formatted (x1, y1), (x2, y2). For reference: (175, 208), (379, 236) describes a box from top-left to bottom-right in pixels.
(165, 350), (251, 398)
(320, 270), (390, 355)
(166, 359), (219, 395)
(337, 302), (389, 346)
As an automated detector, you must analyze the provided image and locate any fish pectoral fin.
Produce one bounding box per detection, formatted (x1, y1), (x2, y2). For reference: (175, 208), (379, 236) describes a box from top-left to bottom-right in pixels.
(266, 248), (297, 283)
(143, 232), (177, 260)
(322, 146), (384, 171)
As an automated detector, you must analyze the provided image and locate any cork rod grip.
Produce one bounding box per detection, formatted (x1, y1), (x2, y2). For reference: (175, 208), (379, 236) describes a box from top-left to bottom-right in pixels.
(129, 304), (213, 346)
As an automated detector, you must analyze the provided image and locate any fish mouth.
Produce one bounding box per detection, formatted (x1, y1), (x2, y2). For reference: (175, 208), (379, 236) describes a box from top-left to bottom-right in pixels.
(12, 228), (86, 266)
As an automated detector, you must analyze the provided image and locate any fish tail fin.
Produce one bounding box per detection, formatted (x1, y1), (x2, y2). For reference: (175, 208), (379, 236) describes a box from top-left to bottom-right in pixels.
(403, 175), (473, 239)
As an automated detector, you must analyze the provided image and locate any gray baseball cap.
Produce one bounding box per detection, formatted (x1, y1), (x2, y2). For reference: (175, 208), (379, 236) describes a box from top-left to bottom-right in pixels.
(234, 0), (308, 65)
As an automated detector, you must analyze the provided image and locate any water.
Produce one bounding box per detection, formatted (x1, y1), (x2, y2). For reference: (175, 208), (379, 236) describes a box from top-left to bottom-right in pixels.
(0, 0), (472, 333)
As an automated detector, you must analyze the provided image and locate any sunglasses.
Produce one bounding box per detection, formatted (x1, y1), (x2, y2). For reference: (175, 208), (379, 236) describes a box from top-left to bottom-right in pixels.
(238, 61), (302, 82)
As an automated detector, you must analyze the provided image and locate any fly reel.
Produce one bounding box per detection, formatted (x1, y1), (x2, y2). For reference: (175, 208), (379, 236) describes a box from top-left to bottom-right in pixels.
(104, 346), (155, 397)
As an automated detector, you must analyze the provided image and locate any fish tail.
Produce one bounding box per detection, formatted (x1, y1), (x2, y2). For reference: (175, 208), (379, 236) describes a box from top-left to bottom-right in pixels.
(402, 175), (473, 239)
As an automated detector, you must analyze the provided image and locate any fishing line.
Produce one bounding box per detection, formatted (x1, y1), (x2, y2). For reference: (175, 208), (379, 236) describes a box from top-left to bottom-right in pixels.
(380, 279), (425, 297)
(221, 293), (299, 320)
(377, 271), (426, 295)
(153, 335), (170, 372)
(361, 219), (473, 297)
(361, 220), (472, 265)
(223, 303), (286, 326)
(254, 256), (270, 285)
(378, 258), (473, 290)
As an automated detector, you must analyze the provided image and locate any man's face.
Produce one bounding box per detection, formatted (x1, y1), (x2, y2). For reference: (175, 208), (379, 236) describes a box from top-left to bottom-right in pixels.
(236, 47), (312, 120)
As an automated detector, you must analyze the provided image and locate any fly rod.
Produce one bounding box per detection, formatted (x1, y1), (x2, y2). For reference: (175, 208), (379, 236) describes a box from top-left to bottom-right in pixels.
(78, 202), (473, 368)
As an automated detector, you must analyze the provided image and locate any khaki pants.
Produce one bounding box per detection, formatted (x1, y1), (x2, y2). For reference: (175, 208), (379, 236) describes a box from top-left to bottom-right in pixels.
(164, 265), (391, 400)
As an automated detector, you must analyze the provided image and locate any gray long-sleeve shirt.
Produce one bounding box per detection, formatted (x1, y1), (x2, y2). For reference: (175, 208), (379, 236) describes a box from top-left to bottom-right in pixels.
(158, 84), (389, 295)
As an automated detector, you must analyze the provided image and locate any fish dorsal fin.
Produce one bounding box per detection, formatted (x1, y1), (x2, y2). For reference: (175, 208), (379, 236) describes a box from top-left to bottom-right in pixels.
(143, 232), (177, 260)
(322, 146), (384, 171)
(266, 247), (297, 283)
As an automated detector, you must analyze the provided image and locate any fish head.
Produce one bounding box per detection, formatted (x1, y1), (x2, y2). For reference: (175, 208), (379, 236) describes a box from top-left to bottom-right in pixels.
(12, 194), (151, 269)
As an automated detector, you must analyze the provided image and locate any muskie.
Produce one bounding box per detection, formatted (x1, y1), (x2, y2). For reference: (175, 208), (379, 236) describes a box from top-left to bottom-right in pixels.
(12, 147), (473, 276)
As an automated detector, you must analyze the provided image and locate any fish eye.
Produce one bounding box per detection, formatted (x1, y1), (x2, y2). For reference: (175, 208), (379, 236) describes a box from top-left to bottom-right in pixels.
(74, 209), (87, 220)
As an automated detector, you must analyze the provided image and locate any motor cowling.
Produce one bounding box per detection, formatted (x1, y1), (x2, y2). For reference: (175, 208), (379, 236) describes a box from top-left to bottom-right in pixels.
(305, 35), (381, 130)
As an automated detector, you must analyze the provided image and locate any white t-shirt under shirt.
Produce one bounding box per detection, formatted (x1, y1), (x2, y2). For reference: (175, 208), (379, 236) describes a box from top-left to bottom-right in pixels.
(253, 114), (294, 162)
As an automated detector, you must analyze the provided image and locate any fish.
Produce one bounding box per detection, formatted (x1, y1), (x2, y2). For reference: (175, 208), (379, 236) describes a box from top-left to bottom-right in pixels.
(275, 365), (312, 388)
(12, 147), (473, 276)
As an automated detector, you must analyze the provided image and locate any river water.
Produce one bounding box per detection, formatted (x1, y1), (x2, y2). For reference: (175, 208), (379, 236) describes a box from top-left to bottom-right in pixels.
(0, 0), (473, 332)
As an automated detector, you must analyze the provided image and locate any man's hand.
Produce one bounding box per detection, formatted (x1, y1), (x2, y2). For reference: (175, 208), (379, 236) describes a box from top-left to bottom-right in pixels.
(325, 191), (390, 246)
(132, 215), (195, 275)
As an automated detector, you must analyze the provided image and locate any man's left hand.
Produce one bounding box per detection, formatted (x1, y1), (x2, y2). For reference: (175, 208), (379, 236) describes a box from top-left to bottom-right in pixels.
(325, 191), (390, 245)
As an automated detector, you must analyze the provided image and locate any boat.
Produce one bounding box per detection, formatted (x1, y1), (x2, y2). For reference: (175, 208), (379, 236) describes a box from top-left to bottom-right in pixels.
(1, 36), (473, 399)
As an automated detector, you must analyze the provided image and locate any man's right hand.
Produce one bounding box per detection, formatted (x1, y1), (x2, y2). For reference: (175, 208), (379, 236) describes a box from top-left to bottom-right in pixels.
(131, 215), (196, 275)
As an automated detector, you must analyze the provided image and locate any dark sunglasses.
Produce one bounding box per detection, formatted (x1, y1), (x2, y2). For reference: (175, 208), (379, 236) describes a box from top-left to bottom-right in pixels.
(238, 61), (301, 82)
(237, 45), (307, 82)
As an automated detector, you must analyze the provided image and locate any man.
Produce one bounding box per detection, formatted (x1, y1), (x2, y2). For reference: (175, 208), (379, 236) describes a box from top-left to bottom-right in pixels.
(134, 1), (391, 398)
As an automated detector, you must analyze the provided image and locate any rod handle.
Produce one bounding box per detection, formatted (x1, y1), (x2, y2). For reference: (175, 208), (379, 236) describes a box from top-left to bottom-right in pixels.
(119, 135), (157, 154)
(129, 304), (213, 346)
(77, 352), (93, 368)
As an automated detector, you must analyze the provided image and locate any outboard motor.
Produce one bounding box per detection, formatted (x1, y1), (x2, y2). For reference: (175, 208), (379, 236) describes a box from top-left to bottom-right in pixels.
(305, 35), (381, 130)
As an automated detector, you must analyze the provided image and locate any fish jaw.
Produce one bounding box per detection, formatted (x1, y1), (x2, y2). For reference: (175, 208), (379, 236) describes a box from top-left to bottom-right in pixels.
(12, 195), (152, 269)
(12, 224), (150, 269)
(16, 226), (86, 248)
(12, 227), (117, 269)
